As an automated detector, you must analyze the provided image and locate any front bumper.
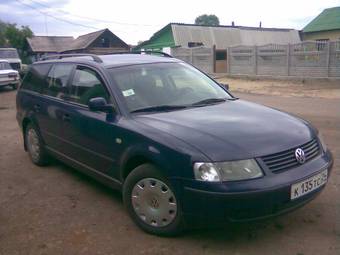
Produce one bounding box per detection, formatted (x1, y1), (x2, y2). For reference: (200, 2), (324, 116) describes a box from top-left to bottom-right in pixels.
(0, 78), (20, 87)
(178, 150), (333, 224)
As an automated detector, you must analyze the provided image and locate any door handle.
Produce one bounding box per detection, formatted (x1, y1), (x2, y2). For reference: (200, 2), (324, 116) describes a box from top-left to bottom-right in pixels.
(33, 104), (40, 112)
(62, 113), (71, 122)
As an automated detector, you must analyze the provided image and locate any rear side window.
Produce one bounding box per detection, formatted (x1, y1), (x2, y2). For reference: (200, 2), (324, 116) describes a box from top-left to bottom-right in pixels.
(68, 66), (109, 105)
(21, 64), (52, 93)
(44, 64), (74, 99)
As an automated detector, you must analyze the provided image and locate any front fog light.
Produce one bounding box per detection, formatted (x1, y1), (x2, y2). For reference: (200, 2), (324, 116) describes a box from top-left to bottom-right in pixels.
(194, 163), (220, 182)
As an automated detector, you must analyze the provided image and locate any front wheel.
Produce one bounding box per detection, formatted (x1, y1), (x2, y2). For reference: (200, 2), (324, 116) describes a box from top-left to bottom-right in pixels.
(123, 164), (185, 236)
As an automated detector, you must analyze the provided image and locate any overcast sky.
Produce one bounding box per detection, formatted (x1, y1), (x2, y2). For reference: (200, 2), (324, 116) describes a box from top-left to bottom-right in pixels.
(1, 0), (339, 45)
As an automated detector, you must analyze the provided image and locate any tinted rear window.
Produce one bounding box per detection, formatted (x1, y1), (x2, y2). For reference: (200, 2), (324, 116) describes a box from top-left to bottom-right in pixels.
(44, 64), (74, 99)
(21, 64), (52, 93)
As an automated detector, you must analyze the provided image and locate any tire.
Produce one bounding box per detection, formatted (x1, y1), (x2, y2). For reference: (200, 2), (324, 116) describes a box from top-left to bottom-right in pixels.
(24, 123), (49, 166)
(123, 163), (185, 236)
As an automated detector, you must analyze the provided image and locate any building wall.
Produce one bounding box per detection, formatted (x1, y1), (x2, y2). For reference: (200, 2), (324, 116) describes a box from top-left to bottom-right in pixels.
(303, 30), (340, 41)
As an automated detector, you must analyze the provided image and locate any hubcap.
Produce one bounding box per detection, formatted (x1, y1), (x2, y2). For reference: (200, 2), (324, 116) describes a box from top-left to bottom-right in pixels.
(27, 128), (40, 161)
(131, 178), (177, 227)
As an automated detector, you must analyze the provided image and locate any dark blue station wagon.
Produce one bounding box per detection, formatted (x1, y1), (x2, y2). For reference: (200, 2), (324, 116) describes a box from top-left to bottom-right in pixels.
(16, 53), (333, 235)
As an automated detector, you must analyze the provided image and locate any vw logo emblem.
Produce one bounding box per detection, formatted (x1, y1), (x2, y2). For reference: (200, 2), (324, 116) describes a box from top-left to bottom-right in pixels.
(295, 148), (306, 164)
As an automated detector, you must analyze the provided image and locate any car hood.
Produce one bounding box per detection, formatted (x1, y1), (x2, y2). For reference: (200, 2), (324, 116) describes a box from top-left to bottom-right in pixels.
(134, 100), (315, 161)
(0, 70), (18, 75)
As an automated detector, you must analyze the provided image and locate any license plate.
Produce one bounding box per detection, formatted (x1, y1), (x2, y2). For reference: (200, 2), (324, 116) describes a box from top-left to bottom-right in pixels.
(290, 169), (328, 200)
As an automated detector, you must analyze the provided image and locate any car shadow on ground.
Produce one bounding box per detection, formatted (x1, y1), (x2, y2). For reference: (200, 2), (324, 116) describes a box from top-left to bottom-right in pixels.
(0, 86), (16, 94)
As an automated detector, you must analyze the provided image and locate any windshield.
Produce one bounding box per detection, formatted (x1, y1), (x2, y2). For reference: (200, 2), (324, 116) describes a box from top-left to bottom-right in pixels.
(109, 62), (231, 112)
(0, 49), (19, 59)
(0, 62), (12, 70)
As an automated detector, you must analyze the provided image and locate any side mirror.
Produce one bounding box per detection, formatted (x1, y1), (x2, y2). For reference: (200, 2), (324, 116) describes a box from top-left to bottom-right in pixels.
(88, 97), (114, 113)
(219, 83), (229, 90)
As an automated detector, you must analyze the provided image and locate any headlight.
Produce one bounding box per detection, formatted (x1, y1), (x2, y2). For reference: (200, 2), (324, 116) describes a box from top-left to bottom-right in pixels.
(318, 133), (327, 152)
(194, 159), (263, 182)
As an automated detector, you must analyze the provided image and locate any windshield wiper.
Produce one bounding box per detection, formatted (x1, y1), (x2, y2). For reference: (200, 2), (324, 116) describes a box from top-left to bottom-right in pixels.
(191, 98), (227, 106)
(131, 105), (188, 113)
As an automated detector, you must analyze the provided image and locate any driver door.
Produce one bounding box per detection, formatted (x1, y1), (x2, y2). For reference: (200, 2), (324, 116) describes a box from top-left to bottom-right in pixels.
(61, 65), (120, 176)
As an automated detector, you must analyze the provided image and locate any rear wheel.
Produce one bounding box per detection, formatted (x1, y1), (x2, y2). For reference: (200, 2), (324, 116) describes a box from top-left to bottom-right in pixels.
(25, 123), (49, 166)
(123, 163), (185, 236)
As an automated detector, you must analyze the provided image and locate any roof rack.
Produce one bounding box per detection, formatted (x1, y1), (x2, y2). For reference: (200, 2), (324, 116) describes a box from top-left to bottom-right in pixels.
(108, 51), (173, 58)
(134, 51), (173, 58)
(41, 53), (103, 63)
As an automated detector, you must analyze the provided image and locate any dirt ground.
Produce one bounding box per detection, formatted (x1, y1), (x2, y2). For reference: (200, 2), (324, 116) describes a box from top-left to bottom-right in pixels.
(217, 77), (340, 99)
(0, 82), (339, 255)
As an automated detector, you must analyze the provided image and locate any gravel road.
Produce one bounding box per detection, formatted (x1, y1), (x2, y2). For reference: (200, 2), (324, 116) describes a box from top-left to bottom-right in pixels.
(0, 86), (339, 255)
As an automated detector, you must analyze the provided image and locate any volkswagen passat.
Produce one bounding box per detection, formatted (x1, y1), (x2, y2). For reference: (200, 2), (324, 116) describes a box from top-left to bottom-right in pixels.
(16, 53), (333, 235)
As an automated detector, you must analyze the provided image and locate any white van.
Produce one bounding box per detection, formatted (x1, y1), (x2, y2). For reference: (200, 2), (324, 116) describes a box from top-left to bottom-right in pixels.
(0, 48), (22, 71)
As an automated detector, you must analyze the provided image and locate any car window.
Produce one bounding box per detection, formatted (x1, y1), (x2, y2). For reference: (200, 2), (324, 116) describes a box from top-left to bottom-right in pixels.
(109, 62), (231, 112)
(68, 66), (109, 105)
(21, 64), (52, 93)
(44, 64), (74, 99)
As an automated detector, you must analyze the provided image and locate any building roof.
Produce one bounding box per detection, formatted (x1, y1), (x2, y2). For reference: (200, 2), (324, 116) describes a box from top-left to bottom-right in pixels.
(27, 36), (74, 53)
(136, 23), (301, 50)
(63, 29), (106, 52)
(27, 29), (129, 53)
(303, 7), (340, 33)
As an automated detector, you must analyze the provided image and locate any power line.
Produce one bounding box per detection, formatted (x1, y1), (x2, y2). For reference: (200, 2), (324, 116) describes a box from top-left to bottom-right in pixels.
(14, 0), (99, 30)
(27, 0), (161, 27)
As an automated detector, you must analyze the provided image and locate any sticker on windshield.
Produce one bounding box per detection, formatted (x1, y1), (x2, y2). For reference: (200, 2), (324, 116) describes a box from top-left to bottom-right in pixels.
(122, 89), (135, 97)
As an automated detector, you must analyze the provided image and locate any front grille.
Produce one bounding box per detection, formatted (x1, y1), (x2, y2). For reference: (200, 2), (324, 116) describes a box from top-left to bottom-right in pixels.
(261, 139), (320, 173)
(9, 62), (20, 71)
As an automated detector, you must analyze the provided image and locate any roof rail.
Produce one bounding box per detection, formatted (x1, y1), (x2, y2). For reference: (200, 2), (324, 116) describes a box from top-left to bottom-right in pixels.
(134, 51), (173, 58)
(41, 54), (103, 63)
(108, 51), (173, 58)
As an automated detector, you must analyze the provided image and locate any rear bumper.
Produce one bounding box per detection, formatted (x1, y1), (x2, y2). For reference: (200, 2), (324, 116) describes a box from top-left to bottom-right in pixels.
(177, 150), (333, 224)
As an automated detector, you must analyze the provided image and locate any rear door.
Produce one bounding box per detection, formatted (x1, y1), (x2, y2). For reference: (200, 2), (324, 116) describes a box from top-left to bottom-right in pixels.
(17, 63), (52, 134)
(61, 65), (120, 176)
(38, 63), (74, 152)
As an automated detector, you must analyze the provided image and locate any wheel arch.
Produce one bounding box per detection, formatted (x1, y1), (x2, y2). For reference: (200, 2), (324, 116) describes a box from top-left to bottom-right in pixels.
(22, 117), (32, 151)
(120, 147), (171, 183)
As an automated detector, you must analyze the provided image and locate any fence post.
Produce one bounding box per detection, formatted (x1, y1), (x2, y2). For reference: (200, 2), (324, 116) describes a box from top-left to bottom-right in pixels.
(212, 45), (216, 73)
(227, 47), (231, 74)
(190, 48), (193, 64)
(286, 44), (290, 76)
(254, 45), (258, 75)
(326, 41), (331, 77)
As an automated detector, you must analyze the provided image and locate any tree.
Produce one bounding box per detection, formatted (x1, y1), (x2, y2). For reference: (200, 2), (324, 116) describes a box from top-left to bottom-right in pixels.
(0, 21), (8, 46)
(195, 14), (220, 26)
(0, 20), (33, 63)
